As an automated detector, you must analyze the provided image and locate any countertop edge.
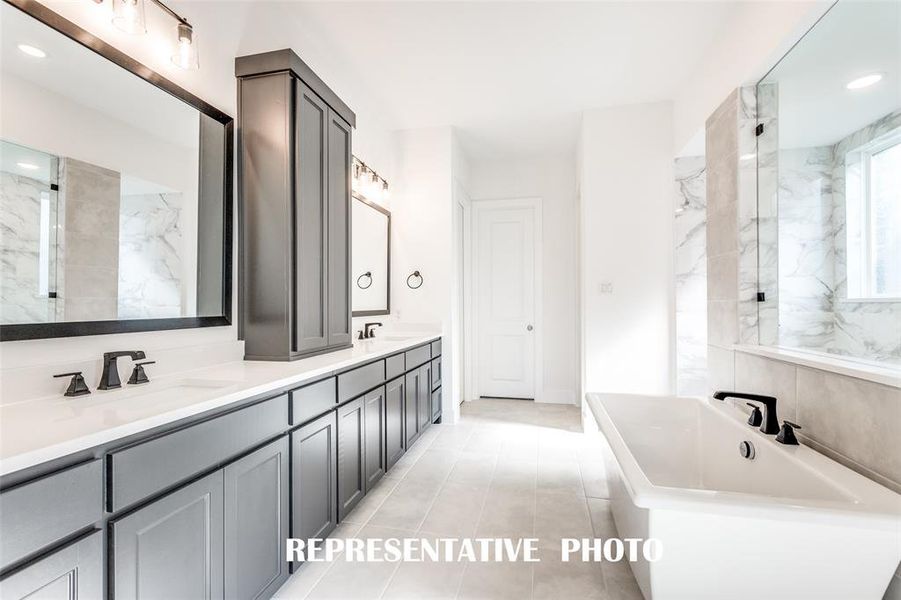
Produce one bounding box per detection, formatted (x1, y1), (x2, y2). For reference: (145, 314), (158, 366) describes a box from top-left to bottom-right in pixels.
(0, 335), (441, 478)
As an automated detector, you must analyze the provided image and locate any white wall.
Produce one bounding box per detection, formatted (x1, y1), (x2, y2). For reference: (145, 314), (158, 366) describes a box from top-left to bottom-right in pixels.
(579, 102), (675, 400)
(468, 155), (579, 404)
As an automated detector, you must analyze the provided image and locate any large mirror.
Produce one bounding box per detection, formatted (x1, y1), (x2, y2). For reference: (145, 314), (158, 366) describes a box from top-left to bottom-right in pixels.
(351, 195), (389, 316)
(0, 0), (232, 340)
(756, 0), (900, 365)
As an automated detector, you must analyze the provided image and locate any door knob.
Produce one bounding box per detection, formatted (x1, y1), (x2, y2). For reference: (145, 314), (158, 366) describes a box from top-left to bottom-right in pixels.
(527, 324), (533, 331)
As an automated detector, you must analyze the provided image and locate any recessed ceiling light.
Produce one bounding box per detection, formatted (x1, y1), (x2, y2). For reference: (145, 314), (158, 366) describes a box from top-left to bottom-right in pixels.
(17, 44), (46, 58)
(846, 73), (883, 90)
(17, 162), (39, 170)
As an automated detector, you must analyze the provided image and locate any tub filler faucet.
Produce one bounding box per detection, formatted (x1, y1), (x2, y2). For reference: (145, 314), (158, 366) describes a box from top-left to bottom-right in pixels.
(713, 391), (780, 435)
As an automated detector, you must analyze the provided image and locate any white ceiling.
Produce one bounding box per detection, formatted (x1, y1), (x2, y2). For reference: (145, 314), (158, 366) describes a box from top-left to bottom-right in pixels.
(762, 0), (901, 149)
(170, 1), (745, 161)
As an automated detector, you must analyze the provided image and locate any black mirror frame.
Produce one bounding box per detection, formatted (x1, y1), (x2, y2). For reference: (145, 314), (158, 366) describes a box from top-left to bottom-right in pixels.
(0, 0), (233, 342)
(351, 193), (390, 317)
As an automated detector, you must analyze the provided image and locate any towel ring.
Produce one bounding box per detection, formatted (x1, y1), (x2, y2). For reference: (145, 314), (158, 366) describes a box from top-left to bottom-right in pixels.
(356, 271), (372, 290)
(406, 270), (423, 289)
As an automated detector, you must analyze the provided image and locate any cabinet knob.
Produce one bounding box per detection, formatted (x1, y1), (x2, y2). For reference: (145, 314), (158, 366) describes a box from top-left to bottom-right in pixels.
(526, 324), (533, 332)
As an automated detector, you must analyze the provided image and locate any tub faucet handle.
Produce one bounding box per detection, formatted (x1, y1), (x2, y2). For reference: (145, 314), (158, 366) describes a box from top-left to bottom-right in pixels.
(745, 403), (762, 428)
(776, 420), (801, 446)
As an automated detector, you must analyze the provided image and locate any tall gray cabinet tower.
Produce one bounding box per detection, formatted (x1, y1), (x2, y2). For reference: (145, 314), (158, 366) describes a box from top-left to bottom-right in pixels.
(236, 49), (355, 360)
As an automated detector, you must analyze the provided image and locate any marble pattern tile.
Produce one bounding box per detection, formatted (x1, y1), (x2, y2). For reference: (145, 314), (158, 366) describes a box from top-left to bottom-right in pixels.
(776, 146), (836, 351)
(118, 192), (187, 319)
(0, 171), (56, 324)
(674, 156), (708, 396)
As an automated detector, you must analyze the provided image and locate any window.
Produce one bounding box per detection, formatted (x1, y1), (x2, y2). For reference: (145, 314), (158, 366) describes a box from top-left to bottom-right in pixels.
(846, 128), (901, 299)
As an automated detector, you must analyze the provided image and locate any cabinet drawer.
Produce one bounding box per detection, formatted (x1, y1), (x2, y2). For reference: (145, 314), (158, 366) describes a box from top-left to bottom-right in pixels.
(385, 353), (405, 380)
(405, 345), (431, 370)
(108, 396), (287, 512)
(431, 339), (442, 357)
(291, 378), (337, 425)
(431, 358), (441, 390)
(337, 360), (385, 403)
(0, 460), (102, 570)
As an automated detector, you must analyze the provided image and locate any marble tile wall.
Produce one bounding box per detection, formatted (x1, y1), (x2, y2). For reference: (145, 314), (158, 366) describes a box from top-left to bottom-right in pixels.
(673, 156), (707, 396)
(118, 192), (186, 319)
(0, 171), (56, 324)
(776, 146), (836, 350)
(831, 111), (901, 363)
(58, 157), (120, 321)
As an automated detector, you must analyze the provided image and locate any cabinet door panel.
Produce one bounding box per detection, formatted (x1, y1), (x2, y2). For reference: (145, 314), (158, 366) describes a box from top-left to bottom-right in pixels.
(337, 398), (365, 520)
(291, 412), (338, 543)
(404, 370), (420, 447)
(385, 376), (406, 470)
(0, 532), (102, 600)
(326, 110), (352, 347)
(224, 437), (289, 600)
(431, 388), (442, 423)
(418, 364), (432, 433)
(294, 80), (329, 353)
(363, 386), (386, 490)
(112, 472), (224, 600)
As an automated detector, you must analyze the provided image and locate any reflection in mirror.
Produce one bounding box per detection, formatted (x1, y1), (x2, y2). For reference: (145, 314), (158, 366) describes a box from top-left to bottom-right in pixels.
(757, 0), (900, 364)
(0, 1), (230, 333)
(352, 195), (389, 316)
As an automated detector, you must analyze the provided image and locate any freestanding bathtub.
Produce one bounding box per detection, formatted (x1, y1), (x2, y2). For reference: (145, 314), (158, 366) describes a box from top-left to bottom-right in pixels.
(585, 393), (901, 600)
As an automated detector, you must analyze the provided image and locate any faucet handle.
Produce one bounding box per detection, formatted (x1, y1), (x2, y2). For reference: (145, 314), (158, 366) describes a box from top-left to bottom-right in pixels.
(127, 361), (155, 385)
(53, 372), (91, 397)
(745, 403), (762, 427)
(776, 420), (801, 446)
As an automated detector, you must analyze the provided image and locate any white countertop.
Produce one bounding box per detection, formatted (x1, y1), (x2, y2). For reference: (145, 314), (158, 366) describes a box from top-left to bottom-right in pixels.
(0, 334), (439, 478)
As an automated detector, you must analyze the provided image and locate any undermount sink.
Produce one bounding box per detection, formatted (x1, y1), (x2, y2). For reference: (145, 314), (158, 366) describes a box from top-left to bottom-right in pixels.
(375, 335), (420, 342)
(59, 378), (240, 408)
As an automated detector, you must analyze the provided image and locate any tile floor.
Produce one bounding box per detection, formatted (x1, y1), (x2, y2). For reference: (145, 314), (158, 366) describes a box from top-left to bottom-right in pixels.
(274, 398), (644, 600)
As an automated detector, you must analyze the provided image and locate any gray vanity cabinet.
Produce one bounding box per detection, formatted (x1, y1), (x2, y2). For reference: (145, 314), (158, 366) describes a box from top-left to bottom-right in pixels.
(224, 437), (290, 600)
(291, 411), (338, 543)
(326, 109), (352, 348)
(385, 376), (406, 469)
(236, 49), (356, 361)
(0, 531), (102, 600)
(404, 369), (422, 447)
(336, 397), (365, 520)
(293, 80), (329, 354)
(363, 386), (386, 490)
(112, 471), (225, 600)
(431, 388), (442, 423)
(417, 363), (432, 434)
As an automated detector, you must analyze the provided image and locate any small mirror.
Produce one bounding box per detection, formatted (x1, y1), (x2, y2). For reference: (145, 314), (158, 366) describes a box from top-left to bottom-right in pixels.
(0, 1), (232, 340)
(756, 0), (900, 364)
(352, 195), (389, 316)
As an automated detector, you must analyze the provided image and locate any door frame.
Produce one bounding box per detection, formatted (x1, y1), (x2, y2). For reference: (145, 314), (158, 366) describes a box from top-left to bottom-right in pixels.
(469, 197), (543, 401)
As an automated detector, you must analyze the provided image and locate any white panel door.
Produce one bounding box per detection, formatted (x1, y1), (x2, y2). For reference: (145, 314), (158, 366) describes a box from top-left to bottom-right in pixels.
(476, 202), (536, 399)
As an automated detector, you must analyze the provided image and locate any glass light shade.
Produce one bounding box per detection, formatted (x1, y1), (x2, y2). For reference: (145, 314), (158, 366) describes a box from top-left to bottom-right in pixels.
(112, 0), (147, 34)
(171, 23), (199, 70)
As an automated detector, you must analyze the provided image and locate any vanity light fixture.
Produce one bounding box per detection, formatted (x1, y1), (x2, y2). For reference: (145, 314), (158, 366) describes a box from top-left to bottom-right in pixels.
(846, 73), (883, 90)
(352, 156), (389, 203)
(111, 0), (147, 34)
(17, 44), (46, 58)
(110, 0), (199, 70)
(171, 21), (198, 70)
